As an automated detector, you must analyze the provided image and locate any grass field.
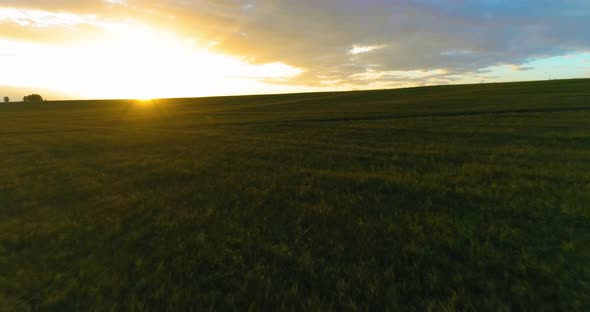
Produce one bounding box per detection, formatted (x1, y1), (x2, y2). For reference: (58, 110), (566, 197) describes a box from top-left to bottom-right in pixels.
(1, 79), (589, 310)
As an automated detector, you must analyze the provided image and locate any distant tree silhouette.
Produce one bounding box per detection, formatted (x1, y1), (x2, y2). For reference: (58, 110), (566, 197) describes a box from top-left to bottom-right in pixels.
(23, 94), (44, 102)
(3, 96), (8, 103)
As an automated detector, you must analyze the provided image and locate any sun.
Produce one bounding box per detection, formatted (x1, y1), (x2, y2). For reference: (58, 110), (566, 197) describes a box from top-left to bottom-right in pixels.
(134, 98), (155, 108)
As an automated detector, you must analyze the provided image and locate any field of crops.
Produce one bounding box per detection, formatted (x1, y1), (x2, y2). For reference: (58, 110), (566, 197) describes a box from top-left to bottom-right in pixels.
(1, 79), (589, 310)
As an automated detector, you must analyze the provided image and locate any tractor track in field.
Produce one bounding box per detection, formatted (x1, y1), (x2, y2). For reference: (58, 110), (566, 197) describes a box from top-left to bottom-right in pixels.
(0, 129), (87, 136)
(205, 105), (590, 128)
(2, 106), (589, 135)
(291, 106), (590, 124)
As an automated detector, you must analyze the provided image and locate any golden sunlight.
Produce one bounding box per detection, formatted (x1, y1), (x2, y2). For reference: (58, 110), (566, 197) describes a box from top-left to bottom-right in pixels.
(78, 23), (302, 99)
(0, 17), (304, 100)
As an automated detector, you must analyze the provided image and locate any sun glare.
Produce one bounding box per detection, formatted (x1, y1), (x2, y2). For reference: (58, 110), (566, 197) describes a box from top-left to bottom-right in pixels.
(0, 19), (304, 100)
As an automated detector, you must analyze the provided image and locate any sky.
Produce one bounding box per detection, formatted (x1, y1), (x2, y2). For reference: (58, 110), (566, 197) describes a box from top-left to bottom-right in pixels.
(1, 0), (589, 100)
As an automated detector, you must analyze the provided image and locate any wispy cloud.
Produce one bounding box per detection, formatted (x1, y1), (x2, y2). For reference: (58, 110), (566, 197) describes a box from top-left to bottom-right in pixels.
(0, 7), (98, 27)
(103, 0), (126, 5)
(349, 45), (386, 55)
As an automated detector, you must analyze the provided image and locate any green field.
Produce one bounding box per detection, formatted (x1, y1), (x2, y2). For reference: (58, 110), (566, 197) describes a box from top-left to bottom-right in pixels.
(1, 79), (589, 310)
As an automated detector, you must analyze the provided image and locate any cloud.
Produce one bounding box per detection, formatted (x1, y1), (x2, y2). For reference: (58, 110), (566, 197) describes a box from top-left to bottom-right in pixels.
(1, 0), (589, 90)
(159, 0), (590, 86)
(103, 0), (126, 5)
(511, 65), (534, 72)
(349, 45), (386, 55)
(0, 7), (124, 43)
(0, 7), (97, 27)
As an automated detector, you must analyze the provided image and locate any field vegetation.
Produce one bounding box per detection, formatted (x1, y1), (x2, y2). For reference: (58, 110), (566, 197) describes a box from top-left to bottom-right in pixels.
(1, 79), (589, 310)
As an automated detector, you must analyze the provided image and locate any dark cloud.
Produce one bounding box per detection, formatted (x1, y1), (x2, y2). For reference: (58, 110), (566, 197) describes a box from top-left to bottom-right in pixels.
(162, 0), (590, 86)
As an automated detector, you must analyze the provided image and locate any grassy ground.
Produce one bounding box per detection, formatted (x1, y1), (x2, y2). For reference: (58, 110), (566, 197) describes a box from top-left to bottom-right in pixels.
(1, 79), (589, 311)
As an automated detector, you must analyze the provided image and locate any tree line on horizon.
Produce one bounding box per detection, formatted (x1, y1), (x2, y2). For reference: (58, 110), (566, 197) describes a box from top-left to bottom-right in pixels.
(23, 94), (44, 102)
(1, 94), (45, 103)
